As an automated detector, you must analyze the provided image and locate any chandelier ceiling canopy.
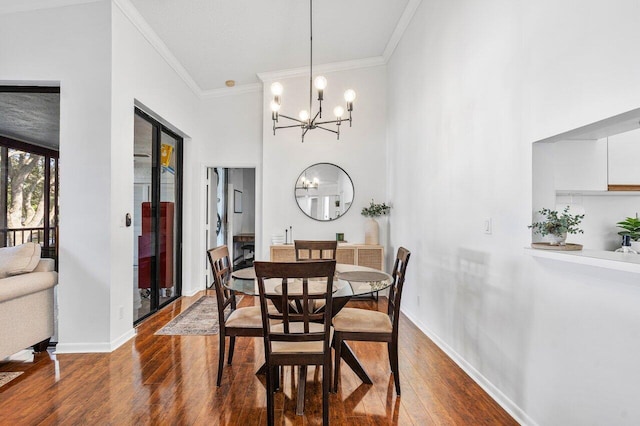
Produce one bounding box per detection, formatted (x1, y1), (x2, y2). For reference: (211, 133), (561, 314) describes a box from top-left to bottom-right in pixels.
(269, 0), (356, 143)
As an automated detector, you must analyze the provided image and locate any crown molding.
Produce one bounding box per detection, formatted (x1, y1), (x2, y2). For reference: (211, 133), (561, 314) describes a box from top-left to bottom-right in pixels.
(112, 0), (203, 98)
(257, 56), (386, 83)
(0, 0), (101, 15)
(3, 0), (422, 96)
(201, 83), (262, 100)
(256, 0), (422, 82)
(382, 0), (423, 62)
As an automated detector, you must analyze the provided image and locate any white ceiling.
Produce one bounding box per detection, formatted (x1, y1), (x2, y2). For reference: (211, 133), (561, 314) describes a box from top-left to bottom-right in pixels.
(0, 0), (418, 94)
(0, 92), (60, 149)
(129, 0), (411, 91)
(0, 1), (416, 165)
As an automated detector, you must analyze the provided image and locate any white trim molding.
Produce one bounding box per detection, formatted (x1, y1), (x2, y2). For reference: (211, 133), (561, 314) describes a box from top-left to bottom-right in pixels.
(55, 328), (136, 354)
(257, 56), (386, 83)
(3, 0), (423, 95)
(382, 0), (423, 62)
(0, 0), (101, 15)
(201, 83), (263, 100)
(401, 308), (537, 426)
(112, 0), (203, 97)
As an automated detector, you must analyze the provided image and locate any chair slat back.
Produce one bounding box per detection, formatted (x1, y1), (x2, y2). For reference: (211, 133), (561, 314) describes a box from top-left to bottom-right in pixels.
(254, 260), (336, 354)
(206, 245), (237, 325)
(294, 240), (338, 261)
(387, 247), (411, 328)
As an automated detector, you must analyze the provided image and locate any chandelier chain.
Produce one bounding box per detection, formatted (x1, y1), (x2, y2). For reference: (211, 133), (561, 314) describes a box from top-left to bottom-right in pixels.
(309, 0), (313, 120)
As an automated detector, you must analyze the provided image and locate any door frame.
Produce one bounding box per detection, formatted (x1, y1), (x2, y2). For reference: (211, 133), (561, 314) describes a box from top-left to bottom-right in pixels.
(201, 163), (260, 291)
(134, 107), (183, 323)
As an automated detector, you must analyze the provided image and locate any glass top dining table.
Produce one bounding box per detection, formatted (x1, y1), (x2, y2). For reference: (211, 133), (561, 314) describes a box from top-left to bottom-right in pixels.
(227, 262), (394, 414)
(228, 263), (393, 298)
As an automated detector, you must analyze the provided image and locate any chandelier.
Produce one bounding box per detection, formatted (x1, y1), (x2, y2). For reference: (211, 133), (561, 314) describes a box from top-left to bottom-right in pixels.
(295, 173), (319, 191)
(269, 0), (356, 143)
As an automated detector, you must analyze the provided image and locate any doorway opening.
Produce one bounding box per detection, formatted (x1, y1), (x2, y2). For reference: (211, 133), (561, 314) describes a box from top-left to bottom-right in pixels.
(0, 85), (60, 343)
(204, 167), (255, 289)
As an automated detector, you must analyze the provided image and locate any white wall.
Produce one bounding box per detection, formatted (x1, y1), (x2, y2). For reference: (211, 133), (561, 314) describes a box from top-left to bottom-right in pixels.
(195, 91), (262, 272)
(0, 0), (208, 351)
(0, 1), (113, 351)
(388, 0), (640, 424)
(110, 2), (203, 339)
(261, 66), (388, 263)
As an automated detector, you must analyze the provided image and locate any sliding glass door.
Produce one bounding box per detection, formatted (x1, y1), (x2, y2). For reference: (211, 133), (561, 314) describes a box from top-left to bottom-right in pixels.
(133, 108), (182, 323)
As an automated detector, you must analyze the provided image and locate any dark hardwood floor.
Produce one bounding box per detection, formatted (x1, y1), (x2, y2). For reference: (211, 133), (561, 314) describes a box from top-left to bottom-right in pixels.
(0, 292), (517, 425)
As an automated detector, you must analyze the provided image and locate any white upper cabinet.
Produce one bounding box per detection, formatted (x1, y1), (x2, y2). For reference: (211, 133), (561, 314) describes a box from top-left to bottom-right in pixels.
(607, 128), (640, 186)
(553, 139), (608, 191)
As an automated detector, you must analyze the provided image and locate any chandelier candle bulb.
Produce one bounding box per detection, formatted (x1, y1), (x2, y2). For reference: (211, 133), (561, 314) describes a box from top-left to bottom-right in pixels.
(299, 110), (310, 122)
(271, 82), (283, 97)
(314, 76), (327, 102)
(344, 89), (356, 114)
(344, 89), (356, 103)
(333, 106), (344, 119)
(314, 76), (327, 90)
(270, 101), (280, 122)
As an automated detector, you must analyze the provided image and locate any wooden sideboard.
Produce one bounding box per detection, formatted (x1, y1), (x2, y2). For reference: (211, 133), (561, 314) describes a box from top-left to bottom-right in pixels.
(270, 244), (384, 271)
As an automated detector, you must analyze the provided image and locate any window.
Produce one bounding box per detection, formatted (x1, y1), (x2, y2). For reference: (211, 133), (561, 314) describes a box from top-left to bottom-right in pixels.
(0, 136), (59, 263)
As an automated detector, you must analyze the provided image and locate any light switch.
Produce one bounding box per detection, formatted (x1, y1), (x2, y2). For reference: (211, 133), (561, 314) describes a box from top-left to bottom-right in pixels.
(484, 218), (492, 235)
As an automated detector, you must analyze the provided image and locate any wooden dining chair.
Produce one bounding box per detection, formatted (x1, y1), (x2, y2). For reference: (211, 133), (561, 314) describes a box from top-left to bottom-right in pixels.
(254, 260), (336, 426)
(294, 240), (338, 261)
(207, 245), (264, 386)
(332, 247), (411, 395)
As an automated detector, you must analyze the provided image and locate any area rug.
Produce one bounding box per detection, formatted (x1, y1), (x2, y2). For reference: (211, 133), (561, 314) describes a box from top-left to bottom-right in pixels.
(0, 372), (23, 389)
(155, 296), (240, 336)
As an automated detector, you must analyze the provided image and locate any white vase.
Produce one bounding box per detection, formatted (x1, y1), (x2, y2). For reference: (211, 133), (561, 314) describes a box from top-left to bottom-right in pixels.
(364, 218), (379, 245)
(547, 232), (567, 245)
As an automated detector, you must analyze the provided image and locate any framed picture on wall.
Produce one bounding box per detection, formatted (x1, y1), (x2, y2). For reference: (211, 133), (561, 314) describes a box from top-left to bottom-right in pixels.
(234, 190), (242, 213)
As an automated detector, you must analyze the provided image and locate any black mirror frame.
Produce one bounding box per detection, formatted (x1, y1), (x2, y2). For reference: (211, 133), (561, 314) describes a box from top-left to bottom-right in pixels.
(294, 162), (355, 222)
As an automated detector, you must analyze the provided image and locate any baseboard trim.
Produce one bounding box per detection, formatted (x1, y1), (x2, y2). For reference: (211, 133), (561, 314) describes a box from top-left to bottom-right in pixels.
(55, 328), (136, 354)
(110, 328), (137, 351)
(401, 308), (536, 426)
(183, 287), (201, 297)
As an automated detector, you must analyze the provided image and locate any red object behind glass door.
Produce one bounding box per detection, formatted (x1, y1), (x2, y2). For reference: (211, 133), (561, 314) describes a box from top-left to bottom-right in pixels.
(138, 201), (174, 289)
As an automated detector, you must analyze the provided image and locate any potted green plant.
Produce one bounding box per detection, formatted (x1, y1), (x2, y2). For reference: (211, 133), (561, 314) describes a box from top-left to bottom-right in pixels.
(529, 206), (584, 245)
(361, 200), (390, 245)
(616, 215), (640, 251)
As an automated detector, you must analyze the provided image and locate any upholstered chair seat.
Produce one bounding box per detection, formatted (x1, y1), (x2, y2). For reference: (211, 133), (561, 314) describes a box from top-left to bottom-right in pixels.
(226, 305), (280, 328)
(207, 245), (265, 386)
(332, 247), (411, 395)
(255, 260), (336, 426)
(225, 306), (263, 328)
(332, 307), (392, 333)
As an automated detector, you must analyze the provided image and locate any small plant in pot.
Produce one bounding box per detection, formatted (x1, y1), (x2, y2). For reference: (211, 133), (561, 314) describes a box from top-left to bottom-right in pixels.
(616, 215), (640, 251)
(361, 200), (390, 245)
(529, 206), (584, 245)
(361, 200), (390, 218)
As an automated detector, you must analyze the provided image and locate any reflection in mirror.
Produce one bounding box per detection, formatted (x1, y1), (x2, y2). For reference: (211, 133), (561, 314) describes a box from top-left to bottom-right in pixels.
(295, 163), (354, 221)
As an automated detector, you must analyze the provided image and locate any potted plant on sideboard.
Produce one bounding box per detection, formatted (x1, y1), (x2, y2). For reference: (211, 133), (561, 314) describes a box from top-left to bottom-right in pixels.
(529, 206), (584, 247)
(616, 215), (640, 252)
(361, 199), (390, 245)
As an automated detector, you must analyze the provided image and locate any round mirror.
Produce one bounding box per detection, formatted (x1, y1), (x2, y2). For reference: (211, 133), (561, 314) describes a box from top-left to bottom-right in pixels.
(295, 163), (354, 221)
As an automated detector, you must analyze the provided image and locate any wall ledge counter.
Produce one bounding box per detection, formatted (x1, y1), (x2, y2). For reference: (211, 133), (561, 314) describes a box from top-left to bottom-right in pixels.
(527, 247), (640, 274)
